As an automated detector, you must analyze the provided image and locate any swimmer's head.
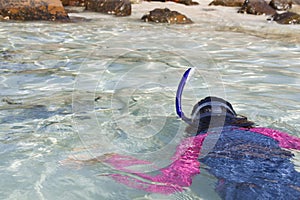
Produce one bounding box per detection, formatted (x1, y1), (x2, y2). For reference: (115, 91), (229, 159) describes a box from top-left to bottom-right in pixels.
(175, 68), (254, 134)
(191, 96), (236, 121)
(185, 96), (254, 134)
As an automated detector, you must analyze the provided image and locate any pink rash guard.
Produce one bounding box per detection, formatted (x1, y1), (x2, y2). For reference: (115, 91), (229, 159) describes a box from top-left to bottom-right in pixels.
(246, 127), (300, 150)
(103, 133), (207, 194)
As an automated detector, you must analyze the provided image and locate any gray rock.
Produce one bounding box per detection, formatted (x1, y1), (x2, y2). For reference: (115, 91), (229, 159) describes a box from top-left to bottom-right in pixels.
(238, 0), (276, 15)
(271, 11), (300, 23)
(269, 0), (292, 10)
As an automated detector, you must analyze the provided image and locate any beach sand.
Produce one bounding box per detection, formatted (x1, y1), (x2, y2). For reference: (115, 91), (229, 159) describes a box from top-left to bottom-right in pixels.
(134, 1), (300, 41)
(69, 0), (300, 43)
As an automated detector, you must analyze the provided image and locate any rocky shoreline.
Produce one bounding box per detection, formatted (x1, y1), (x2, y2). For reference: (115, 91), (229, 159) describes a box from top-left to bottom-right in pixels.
(0, 0), (300, 24)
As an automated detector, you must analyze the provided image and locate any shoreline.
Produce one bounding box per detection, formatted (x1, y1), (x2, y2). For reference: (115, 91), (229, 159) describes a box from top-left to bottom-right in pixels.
(68, 1), (300, 43)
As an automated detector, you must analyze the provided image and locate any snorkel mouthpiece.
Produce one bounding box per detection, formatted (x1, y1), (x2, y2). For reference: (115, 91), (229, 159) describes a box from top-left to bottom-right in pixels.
(175, 68), (193, 125)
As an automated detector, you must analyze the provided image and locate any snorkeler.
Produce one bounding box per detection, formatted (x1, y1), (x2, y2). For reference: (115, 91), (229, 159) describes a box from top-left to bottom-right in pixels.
(94, 68), (300, 199)
(175, 68), (300, 199)
(185, 96), (300, 200)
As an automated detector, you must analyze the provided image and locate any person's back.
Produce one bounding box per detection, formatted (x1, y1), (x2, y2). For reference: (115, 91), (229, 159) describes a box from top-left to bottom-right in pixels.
(198, 126), (300, 200)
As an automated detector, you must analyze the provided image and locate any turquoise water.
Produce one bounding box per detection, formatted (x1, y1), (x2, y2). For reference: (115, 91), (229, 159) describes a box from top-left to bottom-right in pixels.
(0, 8), (300, 200)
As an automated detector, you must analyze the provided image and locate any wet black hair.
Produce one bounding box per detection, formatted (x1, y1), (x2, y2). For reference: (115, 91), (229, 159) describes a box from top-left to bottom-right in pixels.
(185, 96), (255, 134)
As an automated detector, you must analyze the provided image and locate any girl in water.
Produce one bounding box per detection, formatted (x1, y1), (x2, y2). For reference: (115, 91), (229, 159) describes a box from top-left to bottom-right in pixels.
(88, 68), (300, 199)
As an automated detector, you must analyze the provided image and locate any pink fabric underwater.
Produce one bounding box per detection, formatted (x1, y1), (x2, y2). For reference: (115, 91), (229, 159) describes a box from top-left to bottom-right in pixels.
(247, 127), (300, 150)
(103, 127), (300, 194)
(103, 133), (207, 194)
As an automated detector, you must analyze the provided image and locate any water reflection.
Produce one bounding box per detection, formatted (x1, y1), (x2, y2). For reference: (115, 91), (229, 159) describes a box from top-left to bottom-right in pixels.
(0, 12), (299, 200)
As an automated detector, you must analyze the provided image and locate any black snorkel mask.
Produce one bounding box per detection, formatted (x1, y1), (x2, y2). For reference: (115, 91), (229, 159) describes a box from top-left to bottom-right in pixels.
(175, 68), (238, 126)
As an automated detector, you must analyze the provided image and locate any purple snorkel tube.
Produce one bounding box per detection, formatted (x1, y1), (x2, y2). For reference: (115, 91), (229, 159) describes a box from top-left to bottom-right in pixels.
(175, 68), (193, 125)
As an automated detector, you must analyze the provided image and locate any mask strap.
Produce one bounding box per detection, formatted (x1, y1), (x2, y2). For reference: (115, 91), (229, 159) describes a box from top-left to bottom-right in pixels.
(191, 101), (237, 120)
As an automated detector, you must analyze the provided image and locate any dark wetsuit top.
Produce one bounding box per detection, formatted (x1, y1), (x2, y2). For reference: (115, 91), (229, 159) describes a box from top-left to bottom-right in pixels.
(199, 127), (300, 200)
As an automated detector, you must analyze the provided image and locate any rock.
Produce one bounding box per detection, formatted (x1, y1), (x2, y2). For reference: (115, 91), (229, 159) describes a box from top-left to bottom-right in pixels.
(238, 0), (276, 15)
(271, 11), (300, 23)
(269, 0), (292, 10)
(0, 0), (69, 21)
(145, 0), (199, 6)
(171, 0), (199, 6)
(209, 0), (244, 7)
(169, 0), (199, 5)
(61, 0), (86, 6)
(141, 8), (193, 24)
(69, 0), (86, 6)
(86, 0), (131, 16)
(61, 0), (70, 6)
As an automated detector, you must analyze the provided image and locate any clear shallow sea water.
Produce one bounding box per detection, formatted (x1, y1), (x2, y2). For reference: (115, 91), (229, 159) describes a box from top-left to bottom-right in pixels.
(0, 5), (300, 200)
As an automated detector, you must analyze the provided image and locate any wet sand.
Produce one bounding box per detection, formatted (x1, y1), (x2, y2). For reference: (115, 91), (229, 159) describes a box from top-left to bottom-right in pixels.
(131, 0), (300, 42)
(68, 0), (300, 43)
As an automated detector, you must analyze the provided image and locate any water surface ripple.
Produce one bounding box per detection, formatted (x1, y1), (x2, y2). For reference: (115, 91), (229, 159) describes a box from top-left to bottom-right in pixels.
(0, 10), (299, 200)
